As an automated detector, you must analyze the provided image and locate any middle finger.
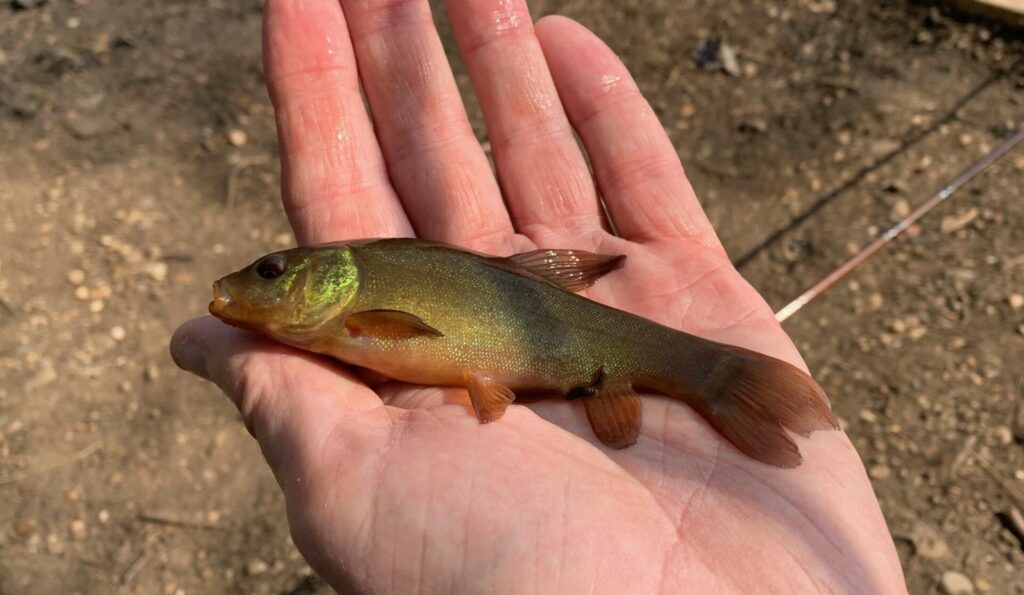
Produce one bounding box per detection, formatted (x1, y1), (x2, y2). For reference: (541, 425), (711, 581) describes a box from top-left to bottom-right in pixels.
(341, 0), (514, 249)
(447, 0), (605, 242)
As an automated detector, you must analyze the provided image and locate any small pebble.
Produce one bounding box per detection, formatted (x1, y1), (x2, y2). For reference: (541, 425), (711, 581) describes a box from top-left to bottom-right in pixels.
(859, 409), (878, 423)
(868, 464), (891, 479)
(994, 426), (1013, 445)
(940, 208), (978, 234)
(46, 533), (64, 555)
(67, 269), (86, 285)
(110, 326), (126, 341)
(89, 299), (104, 313)
(940, 571), (974, 595)
(98, 510), (110, 524)
(144, 261), (168, 282)
(228, 129), (248, 147)
(74, 286), (90, 300)
(14, 518), (37, 537)
(70, 520), (87, 540)
(891, 199), (910, 219)
(1009, 294), (1024, 309)
(246, 559), (269, 575)
(916, 534), (948, 559)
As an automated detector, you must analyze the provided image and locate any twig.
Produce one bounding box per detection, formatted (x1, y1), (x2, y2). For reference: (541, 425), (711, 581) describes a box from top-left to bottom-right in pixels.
(950, 434), (979, 476)
(1002, 253), (1024, 270)
(0, 440), (101, 485)
(999, 507), (1024, 550)
(121, 545), (151, 587)
(136, 512), (222, 531)
(976, 455), (1024, 509)
(693, 161), (752, 179)
(0, 295), (15, 318)
(814, 77), (860, 92)
(225, 153), (272, 210)
(776, 127), (1024, 322)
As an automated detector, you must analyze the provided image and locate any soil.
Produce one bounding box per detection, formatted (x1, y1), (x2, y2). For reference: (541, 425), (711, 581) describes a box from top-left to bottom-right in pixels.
(1, 0), (1023, 593)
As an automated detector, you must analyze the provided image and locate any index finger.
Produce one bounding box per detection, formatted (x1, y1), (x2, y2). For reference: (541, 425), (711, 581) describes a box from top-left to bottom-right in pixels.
(263, 0), (413, 244)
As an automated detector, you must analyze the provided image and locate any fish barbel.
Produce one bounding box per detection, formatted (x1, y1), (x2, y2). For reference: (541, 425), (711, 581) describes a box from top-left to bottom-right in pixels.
(209, 238), (838, 467)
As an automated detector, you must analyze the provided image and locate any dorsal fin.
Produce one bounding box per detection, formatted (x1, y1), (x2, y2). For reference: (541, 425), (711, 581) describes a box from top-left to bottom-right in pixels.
(495, 249), (625, 292)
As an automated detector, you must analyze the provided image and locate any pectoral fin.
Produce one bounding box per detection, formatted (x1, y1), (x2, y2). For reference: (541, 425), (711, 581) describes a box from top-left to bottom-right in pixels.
(582, 383), (643, 449)
(467, 373), (516, 423)
(345, 309), (443, 340)
(498, 249), (625, 292)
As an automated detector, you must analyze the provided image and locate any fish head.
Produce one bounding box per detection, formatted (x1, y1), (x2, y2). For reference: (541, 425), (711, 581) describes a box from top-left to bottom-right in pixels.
(209, 245), (360, 341)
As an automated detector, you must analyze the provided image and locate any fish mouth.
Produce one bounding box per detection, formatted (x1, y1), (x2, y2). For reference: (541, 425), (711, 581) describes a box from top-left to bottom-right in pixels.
(209, 280), (233, 316)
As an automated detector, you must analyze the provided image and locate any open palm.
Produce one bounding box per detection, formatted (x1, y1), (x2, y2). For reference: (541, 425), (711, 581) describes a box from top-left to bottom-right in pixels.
(172, 0), (905, 592)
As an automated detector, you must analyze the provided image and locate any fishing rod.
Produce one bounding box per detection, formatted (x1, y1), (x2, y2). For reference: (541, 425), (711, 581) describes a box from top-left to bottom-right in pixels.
(776, 127), (1024, 323)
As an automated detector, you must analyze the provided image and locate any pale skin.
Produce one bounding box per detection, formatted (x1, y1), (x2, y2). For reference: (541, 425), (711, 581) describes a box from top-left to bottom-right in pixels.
(170, 0), (907, 592)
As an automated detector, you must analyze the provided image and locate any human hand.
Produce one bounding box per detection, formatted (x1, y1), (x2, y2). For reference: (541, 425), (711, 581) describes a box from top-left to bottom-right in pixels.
(171, 0), (906, 592)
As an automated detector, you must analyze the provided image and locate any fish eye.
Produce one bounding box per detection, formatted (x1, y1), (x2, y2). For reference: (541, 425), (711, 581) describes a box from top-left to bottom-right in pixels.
(256, 254), (288, 280)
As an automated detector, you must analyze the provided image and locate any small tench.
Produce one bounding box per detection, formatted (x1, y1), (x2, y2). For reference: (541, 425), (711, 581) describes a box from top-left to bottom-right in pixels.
(209, 239), (838, 467)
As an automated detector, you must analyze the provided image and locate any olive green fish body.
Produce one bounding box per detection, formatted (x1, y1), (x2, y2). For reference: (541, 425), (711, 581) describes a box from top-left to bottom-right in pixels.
(210, 239), (838, 467)
(334, 241), (643, 389)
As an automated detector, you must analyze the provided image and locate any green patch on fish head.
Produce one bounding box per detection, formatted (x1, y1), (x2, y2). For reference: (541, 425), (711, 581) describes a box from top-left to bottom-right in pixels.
(300, 246), (360, 322)
(209, 246), (360, 340)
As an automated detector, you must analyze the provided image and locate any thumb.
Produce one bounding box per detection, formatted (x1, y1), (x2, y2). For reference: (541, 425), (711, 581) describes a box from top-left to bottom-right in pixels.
(169, 316), (393, 487)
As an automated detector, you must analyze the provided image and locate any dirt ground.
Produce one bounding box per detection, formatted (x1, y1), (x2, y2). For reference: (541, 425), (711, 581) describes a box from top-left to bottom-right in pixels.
(1, 0), (1023, 593)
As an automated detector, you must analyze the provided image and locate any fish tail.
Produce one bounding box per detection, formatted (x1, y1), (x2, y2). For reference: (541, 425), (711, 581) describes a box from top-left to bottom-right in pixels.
(654, 343), (839, 467)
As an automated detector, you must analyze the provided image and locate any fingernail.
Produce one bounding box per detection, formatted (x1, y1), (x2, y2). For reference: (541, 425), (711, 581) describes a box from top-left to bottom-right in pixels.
(170, 327), (208, 379)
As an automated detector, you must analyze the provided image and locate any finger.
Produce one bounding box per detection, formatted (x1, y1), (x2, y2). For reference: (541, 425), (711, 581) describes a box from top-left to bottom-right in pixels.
(263, 0), (413, 244)
(536, 16), (722, 248)
(446, 0), (605, 241)
(339, 0), (514, 248)
(170, 317), (392, 486)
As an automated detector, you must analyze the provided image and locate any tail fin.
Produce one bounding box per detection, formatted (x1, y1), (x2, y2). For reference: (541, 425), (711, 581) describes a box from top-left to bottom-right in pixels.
(682, 345), (839, 468)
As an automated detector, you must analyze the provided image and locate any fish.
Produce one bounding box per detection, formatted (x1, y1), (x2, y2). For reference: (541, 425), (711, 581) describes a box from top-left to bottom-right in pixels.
(208, 238), (838, 467)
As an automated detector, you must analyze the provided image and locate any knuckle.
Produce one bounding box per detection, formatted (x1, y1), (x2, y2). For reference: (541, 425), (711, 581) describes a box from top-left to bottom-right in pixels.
(225, 353), (279, 439)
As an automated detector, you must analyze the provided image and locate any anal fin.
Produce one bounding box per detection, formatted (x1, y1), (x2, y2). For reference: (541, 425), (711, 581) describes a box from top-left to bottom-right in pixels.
(582, 382), (643, 449)
(467, 373), (516, 423)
